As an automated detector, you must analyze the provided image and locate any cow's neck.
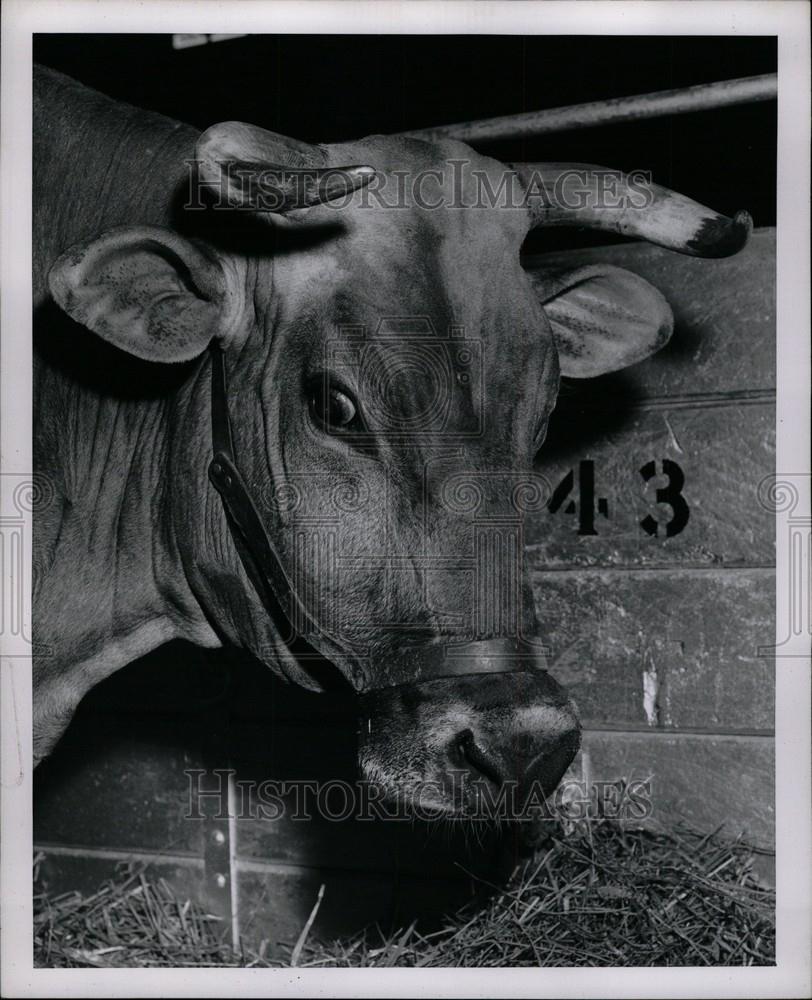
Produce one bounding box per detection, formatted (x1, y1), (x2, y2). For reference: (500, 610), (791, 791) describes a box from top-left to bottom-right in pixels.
(33, 67), (222, 757)
(34, 67), (299, 758)
(33, 354), (221, 755)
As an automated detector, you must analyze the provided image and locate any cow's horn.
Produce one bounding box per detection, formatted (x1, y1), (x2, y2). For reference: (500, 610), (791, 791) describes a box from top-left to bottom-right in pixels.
(196, 121), (375, 213)
(512, 162), (752, 258)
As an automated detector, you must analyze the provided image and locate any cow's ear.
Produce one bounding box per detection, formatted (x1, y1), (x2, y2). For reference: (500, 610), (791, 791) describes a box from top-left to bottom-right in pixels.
(48, 226), (234, 363)
(534, 264), (673, 378)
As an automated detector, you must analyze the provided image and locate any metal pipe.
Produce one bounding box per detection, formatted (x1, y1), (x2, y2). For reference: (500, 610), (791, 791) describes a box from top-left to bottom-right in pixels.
(403, 73), (777, 144)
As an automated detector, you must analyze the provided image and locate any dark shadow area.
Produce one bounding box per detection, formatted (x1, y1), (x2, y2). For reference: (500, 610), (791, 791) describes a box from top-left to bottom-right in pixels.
(34, 642), (522, 942)
(539, 370), (642, 464)
(34, 299), (198, 399)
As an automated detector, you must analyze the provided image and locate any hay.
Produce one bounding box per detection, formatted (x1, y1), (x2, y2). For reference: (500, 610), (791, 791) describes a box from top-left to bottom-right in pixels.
(33, 858), (241, 968)
(296, 825), (775, 967)
(34, 823), (775, 968)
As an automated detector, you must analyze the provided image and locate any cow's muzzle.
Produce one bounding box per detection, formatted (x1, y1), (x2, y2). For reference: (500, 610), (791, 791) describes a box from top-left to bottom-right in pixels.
(358, 653), (581, 818)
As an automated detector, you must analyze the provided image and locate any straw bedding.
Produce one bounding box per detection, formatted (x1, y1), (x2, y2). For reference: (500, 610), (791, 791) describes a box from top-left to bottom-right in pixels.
(34, 822), (774, 968)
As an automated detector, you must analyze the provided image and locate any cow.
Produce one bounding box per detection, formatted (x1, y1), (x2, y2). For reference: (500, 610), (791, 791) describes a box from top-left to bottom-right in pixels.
(33, 64), (751, 818)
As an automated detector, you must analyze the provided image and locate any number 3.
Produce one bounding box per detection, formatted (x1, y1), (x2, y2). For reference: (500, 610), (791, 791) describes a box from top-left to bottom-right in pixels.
(639, 459), (690, 537)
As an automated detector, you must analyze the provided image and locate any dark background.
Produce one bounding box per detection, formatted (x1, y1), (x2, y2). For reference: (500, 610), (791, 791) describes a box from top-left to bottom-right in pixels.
(35, 33), (777, 255)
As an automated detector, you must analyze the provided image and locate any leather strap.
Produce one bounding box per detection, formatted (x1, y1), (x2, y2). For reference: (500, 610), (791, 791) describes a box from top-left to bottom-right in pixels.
(207, 344), (538, 689)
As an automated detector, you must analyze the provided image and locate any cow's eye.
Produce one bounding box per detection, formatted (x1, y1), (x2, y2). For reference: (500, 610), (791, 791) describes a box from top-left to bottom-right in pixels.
(308, 378), (359, 431)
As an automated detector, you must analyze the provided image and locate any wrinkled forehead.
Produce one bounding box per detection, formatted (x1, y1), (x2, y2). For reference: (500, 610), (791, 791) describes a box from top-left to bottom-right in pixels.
(323, 134), (532, 249)
(271, 135), (538, 324)
(267, 134), (556, 445)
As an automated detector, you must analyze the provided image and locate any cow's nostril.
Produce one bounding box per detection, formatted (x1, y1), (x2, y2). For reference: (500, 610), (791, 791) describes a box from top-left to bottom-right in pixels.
(455, 729), (504, 788)
(527, 731), (580, 798)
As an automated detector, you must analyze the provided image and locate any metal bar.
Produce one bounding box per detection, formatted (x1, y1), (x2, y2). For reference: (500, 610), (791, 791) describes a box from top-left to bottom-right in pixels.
(195, 650), (239, 948)
(404, 73), (777, 144)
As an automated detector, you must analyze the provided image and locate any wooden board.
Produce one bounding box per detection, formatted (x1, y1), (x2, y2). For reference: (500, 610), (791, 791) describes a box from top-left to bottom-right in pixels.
(579, 730), (774, 850)
(34, 714), (204, 855)
(533, 568), (774, 732)
(34, 849), (205, 909)
(530, 403), (774, 568)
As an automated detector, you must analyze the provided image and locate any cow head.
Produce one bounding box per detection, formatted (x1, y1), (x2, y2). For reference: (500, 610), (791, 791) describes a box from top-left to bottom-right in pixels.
(48, 122), (750, 818)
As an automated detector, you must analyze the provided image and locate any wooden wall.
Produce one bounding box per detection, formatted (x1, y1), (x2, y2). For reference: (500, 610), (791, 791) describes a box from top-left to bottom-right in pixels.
(34, 230), (775, 955)
(524, 229), (775, 845)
